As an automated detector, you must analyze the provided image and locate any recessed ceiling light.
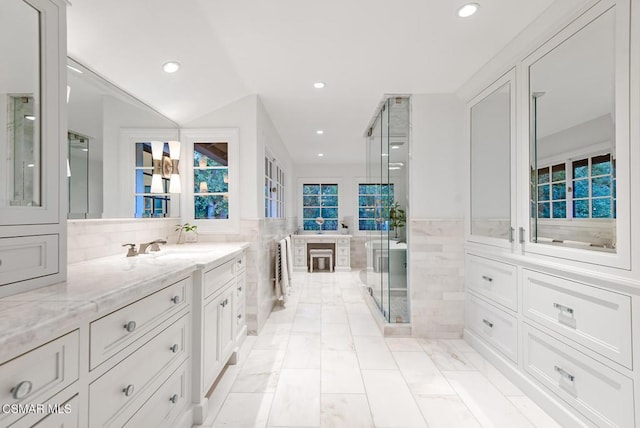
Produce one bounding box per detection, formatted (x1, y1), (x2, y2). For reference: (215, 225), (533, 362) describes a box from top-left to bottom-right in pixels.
(163, 61), (181, 73)
(81, 148), (89, 152)
(458, 3), (479, 18)
(381, 153), (389, 157)
(313, 82), (326, 89)
(27, 163), (35, 168)
(316, 130), (324, 135)
(66, 64), (83, 74)
(389, 162), (405, 167)
(391, 145), (400, 149)
(389, 166), (401, 170)
(24, 115), (35, 121)
(318, 153), (324, 157)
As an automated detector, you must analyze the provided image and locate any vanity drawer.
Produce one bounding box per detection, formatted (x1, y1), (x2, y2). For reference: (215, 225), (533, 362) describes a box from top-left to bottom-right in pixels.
(89, 314), (189, 428)
(466, 294), (517, 362)
(234, 253), (246, 274)
(294, 256), (306, 266)
(89, 277), (190, 369)
(9, 394), (79, 428)
(204, 259), (236, 298)
(294, 246), (305, 256)
(523, 324), (634, 428)
(235, 270), (246, 309)
(0, 234), (58, 286)
(337, 238), (349, 245)
(522, 269), (632, 368)
(0, 331), (79, 426)
(337, 247), (349, 256)
(337, 256), (349, 267)
(466, 254), (517, 311)
(293, 238), (305, 246)
(123, 362), (189, 428)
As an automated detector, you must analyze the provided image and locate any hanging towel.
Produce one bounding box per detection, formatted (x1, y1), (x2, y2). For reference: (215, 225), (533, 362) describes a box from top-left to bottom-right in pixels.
(284, 235), (294, 284)
(277, 238), (289, 302)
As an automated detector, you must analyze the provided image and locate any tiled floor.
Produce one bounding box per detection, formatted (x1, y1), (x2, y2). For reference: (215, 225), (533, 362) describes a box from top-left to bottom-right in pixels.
(199, 271), (561, 428)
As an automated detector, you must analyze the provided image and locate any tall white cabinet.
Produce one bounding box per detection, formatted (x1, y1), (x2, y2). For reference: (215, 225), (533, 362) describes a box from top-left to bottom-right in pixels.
(0, 0), (67, 297)
(464, 0), (640, 426)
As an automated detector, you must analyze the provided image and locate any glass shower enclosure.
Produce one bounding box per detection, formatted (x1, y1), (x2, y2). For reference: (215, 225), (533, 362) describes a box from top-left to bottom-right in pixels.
(364, 96), (410, 323)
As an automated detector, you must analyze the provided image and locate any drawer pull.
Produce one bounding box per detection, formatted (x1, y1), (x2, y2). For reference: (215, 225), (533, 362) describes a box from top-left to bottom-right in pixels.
(169, 394), (179, 404)
(170, 344), (179, 353)
(238, 286), (242, 292)
(481, 275), (493, 283)
(237, 314), (242, 320)
(11, 380), (33, 400)
(553, 303), (574, 315)
(171, 296), (181, 304)
(124, 321), (137, 333)
(123, 384), (135, 397)
(221, 299), (229, 307)
(554, 366), (575, 382)
(482, 319), (494, 328)
(237, 259), (242, 265)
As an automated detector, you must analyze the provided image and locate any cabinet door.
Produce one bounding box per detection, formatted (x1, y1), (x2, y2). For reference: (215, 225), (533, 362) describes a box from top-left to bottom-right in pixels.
(0, 0), (63, 225)
(466, 69), (516, 248)
(202, 297), (221, 390)
(218, 287), (235, 364)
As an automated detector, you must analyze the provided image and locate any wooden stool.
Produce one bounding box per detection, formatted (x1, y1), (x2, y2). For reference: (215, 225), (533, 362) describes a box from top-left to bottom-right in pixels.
(309, 249), (333, 272)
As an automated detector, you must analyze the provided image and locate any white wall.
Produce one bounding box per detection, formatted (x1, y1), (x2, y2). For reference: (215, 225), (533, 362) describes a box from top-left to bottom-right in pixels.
(537, 113), (614, 162)
(184, 95), (259, 219)
(410, 94), (465, 218)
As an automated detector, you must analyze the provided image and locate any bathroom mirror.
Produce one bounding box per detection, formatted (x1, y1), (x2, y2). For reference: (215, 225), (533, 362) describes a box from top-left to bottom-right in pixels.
(470, 81), (511, 241)
(66, 58), (180, 219)
(0, 0), (41, 209)
(529, 8), (616, 251)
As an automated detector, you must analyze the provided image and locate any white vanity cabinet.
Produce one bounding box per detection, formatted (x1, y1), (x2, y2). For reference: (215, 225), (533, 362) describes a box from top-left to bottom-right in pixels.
(191, 252), (247, 424)
(0, 0), (67, 297)
(463, 1), (639, 426)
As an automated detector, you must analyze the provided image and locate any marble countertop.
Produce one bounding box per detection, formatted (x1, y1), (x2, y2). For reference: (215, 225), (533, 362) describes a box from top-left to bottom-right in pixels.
(0, 242), (249, 362)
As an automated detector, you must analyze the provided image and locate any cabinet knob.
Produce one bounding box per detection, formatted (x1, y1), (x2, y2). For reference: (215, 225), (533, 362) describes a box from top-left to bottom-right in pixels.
(170, 344), (179, 353)
(237, 286), (242, 292)
(237, 314), (242, 320)
(123, 384), (135, 397)
(171, 296), (181, 304)
(169, 394), (179, 404)
(482, 319), (494, 328)
(124, 321), (137, 333)
(11, 380), (32, 400)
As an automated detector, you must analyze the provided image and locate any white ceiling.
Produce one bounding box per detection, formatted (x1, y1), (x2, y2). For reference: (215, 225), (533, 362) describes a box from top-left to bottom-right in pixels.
(67, 0), (555, 164)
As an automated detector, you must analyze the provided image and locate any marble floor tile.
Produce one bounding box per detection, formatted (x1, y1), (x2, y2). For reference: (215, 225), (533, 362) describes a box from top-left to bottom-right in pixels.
(414, 395), (481, 428)
(283, 333), (321, 369)
(344, 302), (371, 315)
(417, 338), (476, 371)
(321, 350), (365, 393)
(252, 332), (291, 351)
(353, 335), (397, 370)
(212, 393), (274, 428)
(268, 369), (321, 427)
(231, 349), (286, 393)
(508, 396), (563, 428)
(392, 351), (456, 396)
(361, 370), (427, 428)
(385, 337), (423, 352)
(348, 313), (382, 337)
(463, 351), (524, 397)
(443, 371), (535, 428)
(321, 394), (374, 428)
(341, 288), (364, 303)
(321, 305), (349, 324)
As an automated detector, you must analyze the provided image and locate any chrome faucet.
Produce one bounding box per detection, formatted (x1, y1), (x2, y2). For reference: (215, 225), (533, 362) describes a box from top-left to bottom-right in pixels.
(122, 243), (138, 257)
(139, 239), (167, 254)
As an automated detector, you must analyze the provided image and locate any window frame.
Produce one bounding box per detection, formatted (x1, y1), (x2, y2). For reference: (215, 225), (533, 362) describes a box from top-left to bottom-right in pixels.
(298, 177), (341, 232)
(265, 152), (285, 219)
(356, 181), (396, 232)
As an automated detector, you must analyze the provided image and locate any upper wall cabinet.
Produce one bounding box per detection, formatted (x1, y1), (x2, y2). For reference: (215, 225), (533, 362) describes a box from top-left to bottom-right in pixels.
(467, 69), (516, 248)
(0, 0), (67, 296)
(522, 0), (630, 269)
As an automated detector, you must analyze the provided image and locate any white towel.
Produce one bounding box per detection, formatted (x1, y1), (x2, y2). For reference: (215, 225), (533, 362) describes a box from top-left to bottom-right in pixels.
(278, 238), (289, 302)
(284, 235), (294, 283)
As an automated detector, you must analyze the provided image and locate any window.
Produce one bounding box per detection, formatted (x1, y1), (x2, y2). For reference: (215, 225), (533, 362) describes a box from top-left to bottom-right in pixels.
(265, 155), (285, 218)
(193, 142), (229, 219)
(358, 183), (395, 231)
(134, 142), (170, 218)
(533, 152), (615, 220)
(302, 184), (338, 230)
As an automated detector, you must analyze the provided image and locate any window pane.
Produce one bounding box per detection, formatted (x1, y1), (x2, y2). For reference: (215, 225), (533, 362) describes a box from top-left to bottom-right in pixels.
(551, 163), (566, 182)
(573, 199), (589, 218)
(537, 202), (550, 218)
(303, 184), (320, 195)
(321, 184), (338, 195)
(135, 170), (151, 193)
(194, 169), (228, 193)
(592, 176), (611, 197)
(359, 208), (376, 219)
(592, 198), (612, 218)
(537, 167), (550, 184)
(303, 208), (320, 218)
(323, 220), (338, 230)
(321, 207), (338, 218)
(303, 195), (319, 207)
(573, 159), (588, 179)
(265, 199), (269, 217)
(359, 220), (379, 230)
(195, 195), (229, 219)
(303, 220), (320, 230)
(537, 184), (550, 201)
(321, 195), (338, 206)
(194, 142), (228, 167)
(359, 195), (375, 206)
(573, 179), (589, 198)
(551, 183), (566, 200)
(135, 142), (152, 168)
(552, 201), (566, 218)
(591, 154), (611, 176)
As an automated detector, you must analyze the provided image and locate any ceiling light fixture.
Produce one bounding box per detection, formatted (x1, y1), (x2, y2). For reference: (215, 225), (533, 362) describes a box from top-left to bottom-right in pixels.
(318, 153), (324, 157)
(313, 82), (326, 89)
(389, 166), (401, 170)
(457, 3), (479, 18)
(381, 153), (389, 157)
(163, 61), (181, 73)
(316, 130), (324, 135)
(391, 145), (401, 149)
(24, 115), (35, 121)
